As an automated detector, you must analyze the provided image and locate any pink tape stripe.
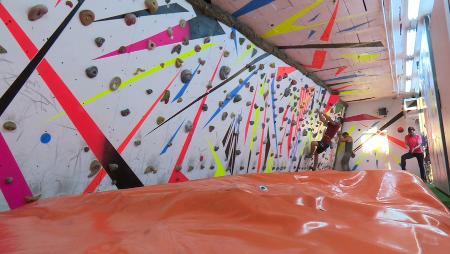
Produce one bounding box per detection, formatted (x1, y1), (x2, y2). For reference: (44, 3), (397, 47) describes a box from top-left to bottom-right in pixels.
(0, 133), (32, 209)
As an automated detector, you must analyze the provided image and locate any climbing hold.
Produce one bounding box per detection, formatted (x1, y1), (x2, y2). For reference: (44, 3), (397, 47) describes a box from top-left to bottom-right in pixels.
(161, 90), (170, 103)
(202, 104), (208, 111)
(145, 0), (159, 14)
(246, 44), (252, 50)
(225, 93), (232, 101)
(167, 27), (174, 39)
(239, 38), (245, 45)
(66, 1), (73, 8)
(251, 48), (258, 57)
(83, 147), (90, 152)
(147, 40), (156, 50)
(175, 58), (183, 68)
(198, 58), (206, 65)
(184, 121), (193, 133)
(85, 66), (98, 78)
(0, 45), (6, 54)
(397, 127), (404, 133)
(120, 109), (130, 117)
(270, 63), (275, 68)
(246, 101), (251, 107)
(124, 13), (137, 26)
(303, 130), (308, 136)
(177, 97), (183, 103)
(204, 37), (211, 43)
(291, 80), (297, 86)
(230, 112), (236, 119)
(248, 65), (256, 72)
(94, 37), (105, 47)
(179, 19), (187, 28)
(219, 66), (231, 80)
(214, 146), (219, 152)
(109, 77), (121, 91)
(181, 69), (193, 83)
(188, 165), (194, 172)
(182, 38), (189, 46)
(249, 86), (254, 93)
(208, 126), (215, 132)
(3, 121), (16, 131)
(278, 107), (284, 114)
(200, 164), (205, 169)
(175, 165), (182, 171)
(146, 89), (153, 95)
(283, 87), (290, 97)
(109, 164), (119, 171)
(206, 81), (213, 89)
(224, 51), (230, 57)
(221, 112), (228, 121)
(239, 78), (244, 84)
(134, 140), (141, 146)
(218, 101), (224, 107)
(210, 165), (215, 170)
(171, 44), (182, 54)
(236, 150), (241, 155)
(28, 4), (48, 21)
(194, 45), (202, 52)
(118, 46), (127, 54)
(144, 166), (157, 174)
(24, 194), (42, 204)
(156, 116), (165, 125)
(4, 177), (13, 184)
(233, 94), (242, 103)
(79, 10), (95, 26)
(88, 160), (101, 178)
(249, 121), (254, 125)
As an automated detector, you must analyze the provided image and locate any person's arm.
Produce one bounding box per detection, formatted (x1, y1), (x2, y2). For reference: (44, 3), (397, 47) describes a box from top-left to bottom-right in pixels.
(412, 135), (422, 152)
(318, 112), (328, 124)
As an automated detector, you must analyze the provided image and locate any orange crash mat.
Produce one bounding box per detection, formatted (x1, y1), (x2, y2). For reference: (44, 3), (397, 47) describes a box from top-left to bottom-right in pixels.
(1, 170), (450, 253)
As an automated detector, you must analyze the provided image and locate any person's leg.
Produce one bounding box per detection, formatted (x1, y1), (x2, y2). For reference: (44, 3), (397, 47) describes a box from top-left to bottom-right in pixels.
(312, 151), (319, 171)
(400, 153), (414, 170)
(415, 153), (427, 182)
(307, 141), (318, 158)
(341, 152), (351, 171)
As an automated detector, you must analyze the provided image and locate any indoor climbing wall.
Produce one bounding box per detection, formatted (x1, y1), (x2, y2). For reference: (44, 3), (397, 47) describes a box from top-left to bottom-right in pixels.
(0, 0), (344, 211)
(338, 98), (421, 176)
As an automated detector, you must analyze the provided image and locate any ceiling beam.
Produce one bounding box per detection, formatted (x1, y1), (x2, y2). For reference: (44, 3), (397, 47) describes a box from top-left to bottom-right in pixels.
(186, 0), (334, 94)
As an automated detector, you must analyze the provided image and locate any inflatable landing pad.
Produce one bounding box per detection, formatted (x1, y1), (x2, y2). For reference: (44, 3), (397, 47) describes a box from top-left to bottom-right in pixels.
(1, 170), (449, 253)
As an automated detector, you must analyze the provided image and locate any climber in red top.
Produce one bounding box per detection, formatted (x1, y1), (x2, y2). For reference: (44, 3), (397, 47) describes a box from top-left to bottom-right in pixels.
(306, 111), (343, 171)
(401, 127), (427, 181)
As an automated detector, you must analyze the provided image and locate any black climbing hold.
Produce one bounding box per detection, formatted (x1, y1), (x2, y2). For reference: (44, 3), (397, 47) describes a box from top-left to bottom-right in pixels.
(0, 45), (6, 54)
(233, 94), (242, 103)
(95, 37), (105, 47)
(85, 66), (98, 78)
(202, 104), (208, 111)
(219, 66), (231, 80)
(171, 44), (182, 54)
(214, 146), (219, 152)
(221, 112), (228, 121)
(251, 48), (257, 57)
(208, 125), (215, 132)
(181, 69), (193, 83)
(146, 89), (153, 95)
(134, 140), (141, 146)
(184, 121), (193, 132)
(83, 146), (90, 152)
(239, 38), (245, 45)
(121, 109), (130, 117)
(4, 177), (13, 184)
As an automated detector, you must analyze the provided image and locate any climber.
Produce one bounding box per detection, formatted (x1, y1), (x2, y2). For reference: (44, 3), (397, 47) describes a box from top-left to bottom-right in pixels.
(306, 111), (343, 171)
(338, 132), (355, 171)
(401, 127), (427, 181)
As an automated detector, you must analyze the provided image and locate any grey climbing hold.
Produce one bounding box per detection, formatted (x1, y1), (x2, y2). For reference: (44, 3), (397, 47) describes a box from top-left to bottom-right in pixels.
(134, 140), (141, 146)
(0, 45), (6, 54)
(230, 112), (236, 119)
(179, 19), (187, 28)
(237, 114), (243, 122)
(209, 126), (215, 132)
(251, 48), (257, 57)
(171, 44), (181, 54)
(95, 37), (105, 47)
(3, 121), (16, 131)
(283, 87), (290, 97)
(181, 69), (193, 83)
(219, 66), (231, 80)
(182, 37), (189, 46)
(144, 166), (157, 174)
(79, 10), (95, 26)
(109, 77), (121, 91)
(156, 116), (165, 125)
(206, 82), (213, 89)
(88, 160), (101, 178)
(85, 66), (98, 78)
(28, 4), (48, 21)
(121, 109), (130, 117)
(233, 94), (242, 103)
(5, 177), (13, 184)
(146, 89), (153, 95)
(147, 40), (156, 50)
(184, 121), (193, 132)
(218, 101), (224, 108)
(124, 13), (137, 26)
(145, 0), (159, 14)
(246, 101), (251, 107)
(221, 112), (228, 121)
(188, 165), (194, 172)
(202, 104), (208, 111)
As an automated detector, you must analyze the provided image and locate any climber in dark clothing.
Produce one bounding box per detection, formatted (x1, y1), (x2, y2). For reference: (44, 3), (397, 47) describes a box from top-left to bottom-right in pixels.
(338, 132), (355, 171)
(306, 112), (343, 171)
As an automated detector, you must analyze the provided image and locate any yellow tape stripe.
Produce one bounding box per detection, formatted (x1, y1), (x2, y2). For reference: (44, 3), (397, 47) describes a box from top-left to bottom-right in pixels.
(208, 141), (226, 177)
(250, 108), (261, 151)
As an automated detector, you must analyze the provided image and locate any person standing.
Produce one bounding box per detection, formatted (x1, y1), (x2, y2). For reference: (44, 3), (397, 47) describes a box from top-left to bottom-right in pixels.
(306, 112), (343, 171)
(338, 132), (354, 171)
(401, 127), (427, 181)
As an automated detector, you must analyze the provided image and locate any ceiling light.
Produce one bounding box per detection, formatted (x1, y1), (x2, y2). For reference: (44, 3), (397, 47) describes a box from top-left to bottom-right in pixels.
(405, 60), (413, 76)
(405, 79), (412, 92)
(406, 29), (416, 56)
(408, 0), (421, 20)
